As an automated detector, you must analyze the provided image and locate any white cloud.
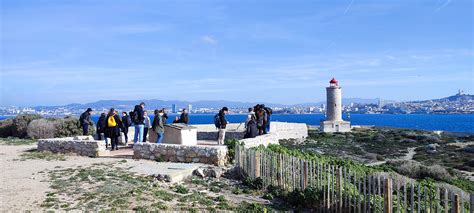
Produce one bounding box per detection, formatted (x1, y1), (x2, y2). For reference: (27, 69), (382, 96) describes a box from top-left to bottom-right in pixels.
(201, 35), (218, 45)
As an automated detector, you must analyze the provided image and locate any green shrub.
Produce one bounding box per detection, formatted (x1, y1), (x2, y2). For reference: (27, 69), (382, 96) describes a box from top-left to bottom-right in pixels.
(242, 177), (264, 190)
(175, 185), (189, 194)
(235, 202), (267, 213)
(26, 116), (93, 139)
(224, 138), (239, 163)
(12, 114), (42, 138)
(0, 118), (14, 137)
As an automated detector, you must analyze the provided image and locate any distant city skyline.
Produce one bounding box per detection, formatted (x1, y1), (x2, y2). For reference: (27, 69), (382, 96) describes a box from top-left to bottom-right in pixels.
(1, 1), (473, 106)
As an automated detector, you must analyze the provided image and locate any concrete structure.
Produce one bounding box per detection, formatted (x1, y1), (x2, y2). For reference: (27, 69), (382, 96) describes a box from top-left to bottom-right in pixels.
(148, 123), (197, 145)
(172, 104), (177, 113)
(194, 122), (308, 141)
(38, 136), (108, 157)
(320, 78), (351, 133)
(133, 143), (228, 166)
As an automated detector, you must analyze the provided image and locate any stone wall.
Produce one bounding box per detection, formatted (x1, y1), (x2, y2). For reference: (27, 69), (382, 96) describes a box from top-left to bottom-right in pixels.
(239, 133), (279, 148)
(37, 136), (107, 157)
(133, 143), (228, 166)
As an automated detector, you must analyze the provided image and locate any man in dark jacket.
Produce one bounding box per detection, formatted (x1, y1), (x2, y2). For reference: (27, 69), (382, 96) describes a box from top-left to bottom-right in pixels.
(217, 107), (229, 145)
(121, 112), (131, 144)
(179, 108), (189, 124)
(161, 108), (169, 124)
(133, 102), (146, 144)
(96, 113), (106, 140)
(79, 108), (94, 135)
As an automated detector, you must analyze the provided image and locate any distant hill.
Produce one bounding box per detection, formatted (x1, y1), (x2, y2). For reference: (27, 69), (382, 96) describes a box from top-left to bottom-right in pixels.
(33, 98), (384, 110)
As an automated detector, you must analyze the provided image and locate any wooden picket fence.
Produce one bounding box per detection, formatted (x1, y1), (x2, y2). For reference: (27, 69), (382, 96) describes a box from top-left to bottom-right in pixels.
(235, 144), (474, 212)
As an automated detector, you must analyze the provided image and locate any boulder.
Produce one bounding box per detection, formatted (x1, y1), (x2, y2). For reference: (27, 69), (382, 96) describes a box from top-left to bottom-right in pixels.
(463, 146), (474, 153)
(193, 168), (206, 178)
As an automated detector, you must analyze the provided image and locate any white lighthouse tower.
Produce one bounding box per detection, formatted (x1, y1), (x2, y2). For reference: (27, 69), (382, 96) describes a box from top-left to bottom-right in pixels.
(320, 78), (351, 133)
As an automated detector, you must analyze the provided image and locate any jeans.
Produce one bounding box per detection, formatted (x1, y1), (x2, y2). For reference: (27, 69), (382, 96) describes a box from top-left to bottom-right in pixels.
(156, 132), (164, 144)
(122, 128), (129, 144)
(143, 127), (149, 142)
(218, 128), (226, 145)
(265, 118), (271, 133)
(82, 123), (89, 135)
(134, 124), (145, 143)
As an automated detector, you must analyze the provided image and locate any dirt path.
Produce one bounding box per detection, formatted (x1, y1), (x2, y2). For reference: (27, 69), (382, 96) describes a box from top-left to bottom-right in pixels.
(366, 147), (417, 166)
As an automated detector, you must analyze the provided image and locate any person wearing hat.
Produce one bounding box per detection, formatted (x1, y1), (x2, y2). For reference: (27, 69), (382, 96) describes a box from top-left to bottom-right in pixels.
(79, 108), (94, 135)
(217, 107), (229, 145)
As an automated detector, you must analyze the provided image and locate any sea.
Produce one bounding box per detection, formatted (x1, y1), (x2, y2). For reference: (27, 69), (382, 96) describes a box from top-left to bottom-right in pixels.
(2, 114), (473, 133)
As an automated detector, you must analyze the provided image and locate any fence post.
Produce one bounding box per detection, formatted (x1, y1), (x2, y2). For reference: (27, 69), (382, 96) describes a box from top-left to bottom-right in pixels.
(470, 194), (474, 213)
(303, 160), (308, 189)
(337, 167), (343, 212)
(453, 194), (460, 213)
(255, 151), (261, 178)
(384, 178), (393, 213)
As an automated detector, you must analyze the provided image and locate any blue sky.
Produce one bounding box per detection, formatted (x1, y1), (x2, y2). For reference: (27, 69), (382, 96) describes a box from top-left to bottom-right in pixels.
(1, 0), (473, 106)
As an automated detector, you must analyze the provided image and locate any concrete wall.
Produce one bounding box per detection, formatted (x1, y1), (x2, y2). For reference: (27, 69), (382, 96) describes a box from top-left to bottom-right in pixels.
(38, 136), (107, 157)
(193, 122), (308, 141)
(133, 143), (228, 166)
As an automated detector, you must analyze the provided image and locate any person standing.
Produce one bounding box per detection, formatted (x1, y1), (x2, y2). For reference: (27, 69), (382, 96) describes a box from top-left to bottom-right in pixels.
(133, 102), (146, 144)
(143, 111), (151, 142)
(96, 112), (106, 140)
(161, 108), (169, 124)
(152, 109), (165, 144)
(263, 105), (272, 134)
(245, 107), (254, 129)
(105, 108), (123, 151)
(79, 108), (94, 135)
(244, 113), (258, 139)
(179, 108), (189, 124)
(217, 107), (229, 145)
(121, 112), (131, 145)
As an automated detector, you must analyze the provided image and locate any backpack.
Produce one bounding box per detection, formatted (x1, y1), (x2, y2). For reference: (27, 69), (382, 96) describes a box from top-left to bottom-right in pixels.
(79, 113), (85, 125)
(214, 113), (221, 128)
(129, 111), (137, 124)
(108, 116), (117, 127)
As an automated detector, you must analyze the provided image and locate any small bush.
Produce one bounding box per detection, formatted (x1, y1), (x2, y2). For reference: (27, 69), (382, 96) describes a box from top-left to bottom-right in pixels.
(0, 118), (14, 137)
(12, 114), (43, 138)
(175, 185), (189, 194)
(224, 138), (239, 163)
(387, 160), (452, 181)
(26, 116), (93, 139)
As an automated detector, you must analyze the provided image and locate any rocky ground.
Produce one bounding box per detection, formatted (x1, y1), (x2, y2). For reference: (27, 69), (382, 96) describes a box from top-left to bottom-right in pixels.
(0, 141), (272, 212)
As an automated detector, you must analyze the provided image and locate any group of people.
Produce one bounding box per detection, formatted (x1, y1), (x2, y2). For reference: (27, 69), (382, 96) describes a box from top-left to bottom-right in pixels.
(80, 102), (225, 151)
(79, 102), (269, 149)
(244, 104), (272, 138)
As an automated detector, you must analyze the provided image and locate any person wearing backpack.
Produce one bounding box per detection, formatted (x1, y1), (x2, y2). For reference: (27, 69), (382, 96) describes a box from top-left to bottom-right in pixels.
(121, 112), (131, 145)
(105, 108), (123, 151)
(256, 107), (266, 135)
(244, 113), (258, 139)
(215, 107), (229, 145)
(133, 102), (146, 144)
(152, 109), (165, 144)
(79, 108), (94, 135)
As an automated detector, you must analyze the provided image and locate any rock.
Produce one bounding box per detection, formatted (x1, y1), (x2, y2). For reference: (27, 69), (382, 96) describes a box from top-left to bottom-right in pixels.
(463, 146), (474, 153)
(204, 167), (223, 178)
(464, 159), (474, 167)
(193, 168), (206, 178)
(401, 139), (417, 143)
(426, 144), (439, 150)
(426, 149), (437, 154)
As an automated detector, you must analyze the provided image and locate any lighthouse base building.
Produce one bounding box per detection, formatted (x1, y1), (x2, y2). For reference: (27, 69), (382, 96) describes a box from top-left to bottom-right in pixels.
(320, 78), (351, 133)
(320, 120), (351, 133)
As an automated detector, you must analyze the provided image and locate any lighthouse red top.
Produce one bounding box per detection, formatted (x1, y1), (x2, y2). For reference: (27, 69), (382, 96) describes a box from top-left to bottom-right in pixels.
(329, 78), (338, 84)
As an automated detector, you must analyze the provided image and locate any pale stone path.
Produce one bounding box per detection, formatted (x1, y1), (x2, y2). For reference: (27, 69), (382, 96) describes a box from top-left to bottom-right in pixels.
(0, 144), (202, 211)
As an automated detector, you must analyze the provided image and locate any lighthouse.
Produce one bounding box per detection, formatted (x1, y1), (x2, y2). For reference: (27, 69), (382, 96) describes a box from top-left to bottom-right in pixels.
(320, 78), (351, 133)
